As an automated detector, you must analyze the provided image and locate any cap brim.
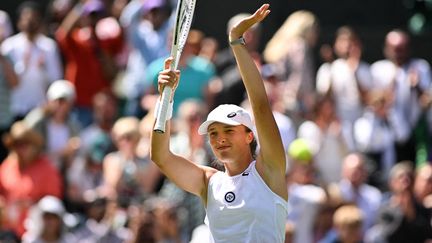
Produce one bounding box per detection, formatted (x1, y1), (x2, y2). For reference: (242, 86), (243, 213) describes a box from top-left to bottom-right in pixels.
(198, 119), (241, 135)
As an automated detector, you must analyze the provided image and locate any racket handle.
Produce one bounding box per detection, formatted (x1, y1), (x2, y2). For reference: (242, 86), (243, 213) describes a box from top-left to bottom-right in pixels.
(154, 87), (173, 133)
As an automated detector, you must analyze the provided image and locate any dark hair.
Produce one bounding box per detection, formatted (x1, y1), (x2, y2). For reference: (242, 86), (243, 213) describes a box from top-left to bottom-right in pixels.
(246, 127), (257, 159)
(335, 25), (359, 42)
(17, 1), (43, 16)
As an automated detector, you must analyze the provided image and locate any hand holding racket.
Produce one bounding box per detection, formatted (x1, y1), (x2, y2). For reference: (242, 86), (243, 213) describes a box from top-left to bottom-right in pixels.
(154, 0), (197, 133)
(157, 58), (180, 101)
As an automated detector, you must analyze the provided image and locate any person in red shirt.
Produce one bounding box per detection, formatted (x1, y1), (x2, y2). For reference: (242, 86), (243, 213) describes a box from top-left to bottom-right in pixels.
(55, 0), (123, 128)
(0, 121), (62, 237)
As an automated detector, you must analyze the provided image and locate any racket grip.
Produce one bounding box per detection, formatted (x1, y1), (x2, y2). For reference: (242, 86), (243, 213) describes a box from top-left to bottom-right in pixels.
(154, 87), (173, 133)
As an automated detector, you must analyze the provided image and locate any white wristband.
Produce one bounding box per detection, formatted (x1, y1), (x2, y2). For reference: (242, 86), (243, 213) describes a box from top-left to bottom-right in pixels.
(154, 99), (173, 120)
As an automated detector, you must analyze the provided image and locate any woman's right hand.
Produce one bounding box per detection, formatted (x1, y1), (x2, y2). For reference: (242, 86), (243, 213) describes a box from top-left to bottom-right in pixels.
(158, 57), (181, 101)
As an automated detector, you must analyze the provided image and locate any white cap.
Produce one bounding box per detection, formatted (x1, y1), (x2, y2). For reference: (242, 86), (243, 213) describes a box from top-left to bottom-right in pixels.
(198, 104), (254, 135)
(37, 196), (65, 216)
(46, 80), (75, 102)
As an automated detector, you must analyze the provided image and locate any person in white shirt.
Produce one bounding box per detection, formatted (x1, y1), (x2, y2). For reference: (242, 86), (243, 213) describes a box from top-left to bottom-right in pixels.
(329, 153), (382, 230)
(1, 1), (62, 119)
(119, 0), (174, 117)
(285, 138), (327, 243)
(353, 89), (410, 189)
(370, 29), (432, 163)
(297, 96), (350, 185)
(316, 26), (372, 125)
(151, 4), (288, 242)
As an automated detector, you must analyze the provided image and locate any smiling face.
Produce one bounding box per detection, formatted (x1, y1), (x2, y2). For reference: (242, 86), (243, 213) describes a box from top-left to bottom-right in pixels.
(207, 122), (253, 164)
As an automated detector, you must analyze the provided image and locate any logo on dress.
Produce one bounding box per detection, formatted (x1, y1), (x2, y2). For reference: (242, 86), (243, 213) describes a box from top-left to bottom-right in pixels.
(224, 191), (236, 203)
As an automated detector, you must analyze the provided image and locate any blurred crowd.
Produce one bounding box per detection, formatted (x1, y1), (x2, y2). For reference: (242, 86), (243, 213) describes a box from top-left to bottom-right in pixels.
(0, 0), (431, 242)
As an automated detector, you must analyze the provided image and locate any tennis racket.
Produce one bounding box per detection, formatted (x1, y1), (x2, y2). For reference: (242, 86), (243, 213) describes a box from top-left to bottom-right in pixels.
(154, 0), (197, 133)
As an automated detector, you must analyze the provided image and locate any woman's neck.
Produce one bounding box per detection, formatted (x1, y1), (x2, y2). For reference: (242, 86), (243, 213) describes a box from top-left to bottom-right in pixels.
(223, 155), (253, 176)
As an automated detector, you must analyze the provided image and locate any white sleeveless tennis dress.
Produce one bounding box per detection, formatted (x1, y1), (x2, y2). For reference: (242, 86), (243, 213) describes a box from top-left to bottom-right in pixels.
(205, 161), (288, 243)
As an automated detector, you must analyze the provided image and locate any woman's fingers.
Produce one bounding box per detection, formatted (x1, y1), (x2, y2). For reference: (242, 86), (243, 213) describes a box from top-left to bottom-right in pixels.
(251, 4), (270, 23)
(158, 57), (180, 93)
(158, 71), (179, 90)
(164, 57), (174, 70)
(230, 4), (270, 39)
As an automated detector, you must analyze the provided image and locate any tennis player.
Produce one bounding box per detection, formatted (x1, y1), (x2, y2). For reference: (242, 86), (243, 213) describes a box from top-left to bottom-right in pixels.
(151, 4), (288, 242)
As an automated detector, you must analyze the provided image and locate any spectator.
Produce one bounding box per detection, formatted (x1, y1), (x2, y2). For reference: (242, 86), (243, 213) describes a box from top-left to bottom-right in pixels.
(286, 139), (327, 243)
(22, 196), (68, 243)
(0, 196), (20, 243)
(0, 10), (13, 43)
(55, 0), (123, 127)
(316, 26), (373, 147)
(263, 10), (319, 121)
(65, 91), (118, 213)
(353, 89), (411, 189)
(25, 79), (81, 170)
(103, 117), (161, 208)
(170, 99), (210, 164)
(125, 203), (157, 243)
(0, 121), (63, 237)
(79, 90), (118, 154)
(1, 1), (63, 121)
(119, 0), (173, 117)
(320, 205), (364, 243)
(45, 0), (74, 38)
(0, 50), (19, 162)
(66, 132), (113, 214)
(145, 29), (216, 116)
(65, 191), (126, 242)
(365, 161), (432, 243)
(146, 197), (183, 243)
(413, 163), (432, 208)
(298, 95), (350, 184)
(199, 37), (219, 63)
(328, 153), (382, 230)
(370, 29), (432, 164)
(313, 197), (338, 243)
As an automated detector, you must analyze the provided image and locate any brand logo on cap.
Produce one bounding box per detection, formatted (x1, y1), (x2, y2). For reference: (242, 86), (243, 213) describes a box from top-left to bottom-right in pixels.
(227, 112), (237, 118)
(224, 191), (236, 203)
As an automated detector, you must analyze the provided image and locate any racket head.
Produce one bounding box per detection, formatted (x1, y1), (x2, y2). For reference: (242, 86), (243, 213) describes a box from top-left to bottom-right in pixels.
(154, 0), (196, 133)
(169, 0), (196, 70)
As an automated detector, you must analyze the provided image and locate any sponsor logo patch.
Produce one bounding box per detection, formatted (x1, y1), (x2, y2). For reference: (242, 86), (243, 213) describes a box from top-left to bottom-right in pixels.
(224, 191), (236, 203)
